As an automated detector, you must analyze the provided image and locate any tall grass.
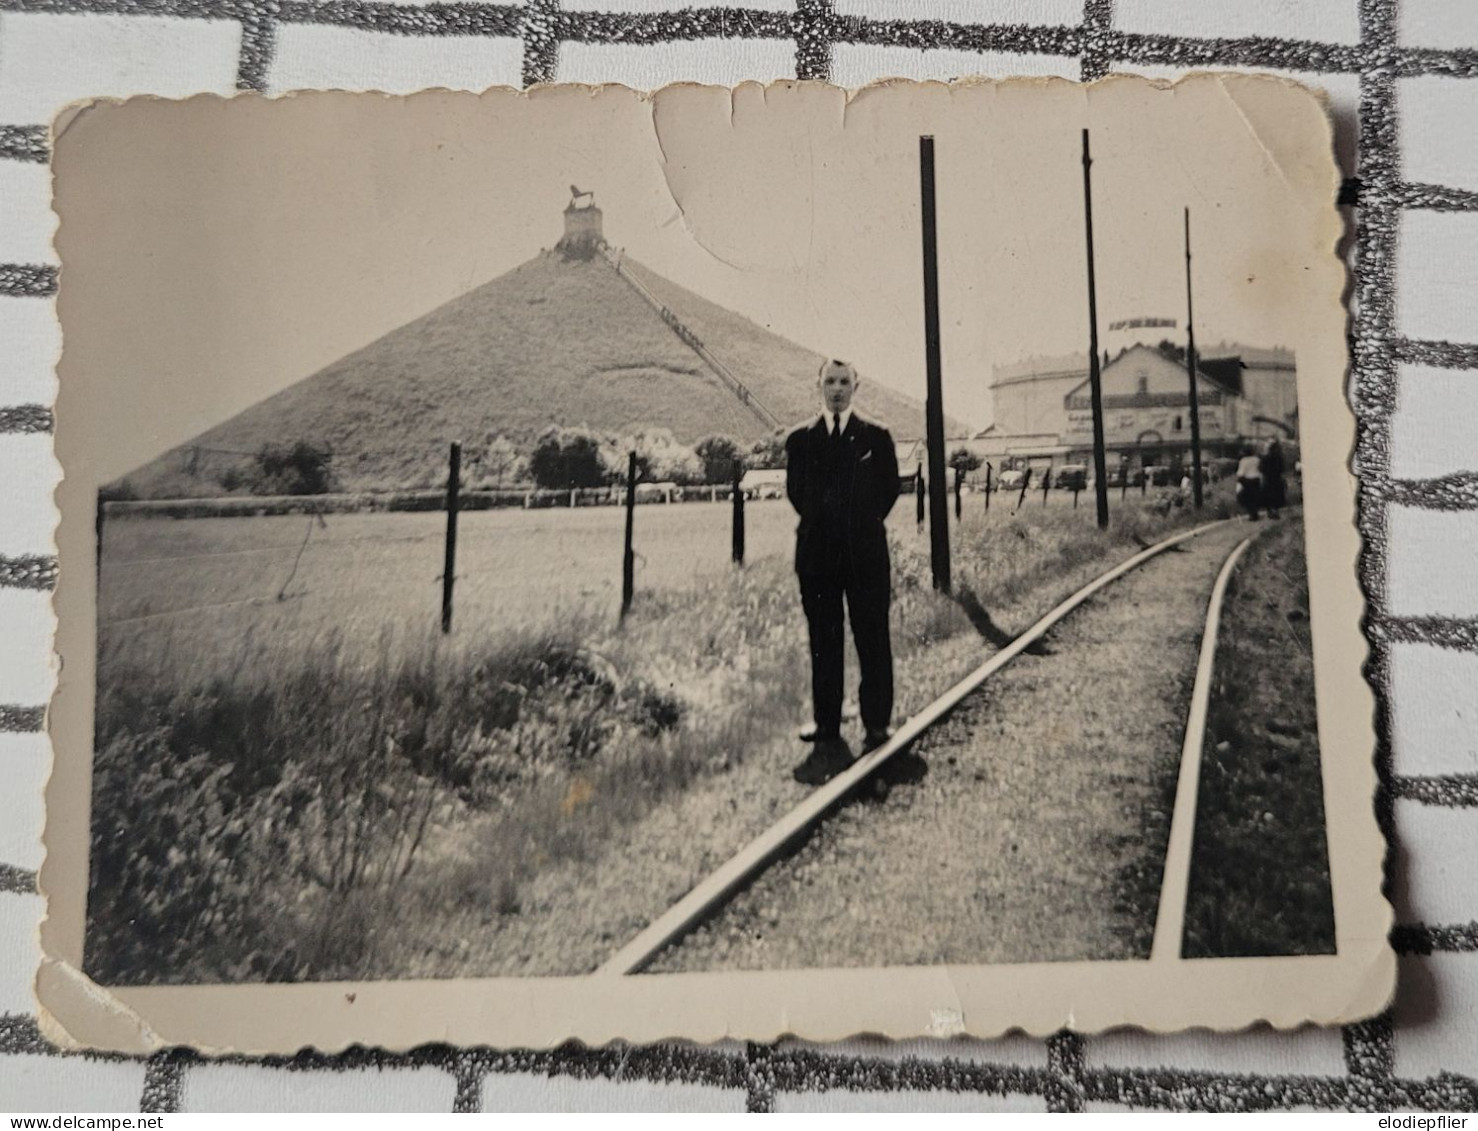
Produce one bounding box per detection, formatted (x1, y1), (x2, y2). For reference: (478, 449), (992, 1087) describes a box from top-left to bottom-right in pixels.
(87, 616), (681, 983)
(414, 555), (816, 953)
(894, 483), (1238, 635)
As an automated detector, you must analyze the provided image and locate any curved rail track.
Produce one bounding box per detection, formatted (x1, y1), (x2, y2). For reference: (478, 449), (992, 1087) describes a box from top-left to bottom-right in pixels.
(1151, 531), (1256, 961)
(597, 516), (1260, 976)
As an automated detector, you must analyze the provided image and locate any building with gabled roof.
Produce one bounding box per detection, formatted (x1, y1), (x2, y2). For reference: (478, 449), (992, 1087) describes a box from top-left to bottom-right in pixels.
(986, 334), (1297, 473)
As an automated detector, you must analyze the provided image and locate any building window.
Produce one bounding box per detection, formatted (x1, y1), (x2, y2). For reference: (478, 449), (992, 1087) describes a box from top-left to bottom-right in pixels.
(1173, 414), (1183, 431)
(1137, 373), (1149, 394)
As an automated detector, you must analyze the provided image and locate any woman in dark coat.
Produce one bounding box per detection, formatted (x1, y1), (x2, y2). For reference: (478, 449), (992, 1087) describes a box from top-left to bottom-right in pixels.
(1260, 439), (1287, 519)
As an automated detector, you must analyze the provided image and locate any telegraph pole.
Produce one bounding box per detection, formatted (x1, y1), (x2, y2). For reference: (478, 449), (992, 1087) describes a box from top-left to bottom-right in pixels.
(1081, 129), (1110, 530)
(441, 442), (461, 633)
(920, 135), (952, 591)
(1183, 207), (1205, 509)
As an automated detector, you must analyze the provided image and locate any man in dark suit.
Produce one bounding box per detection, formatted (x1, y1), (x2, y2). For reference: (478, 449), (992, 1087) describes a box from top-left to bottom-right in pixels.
(786, 359), (901, 785)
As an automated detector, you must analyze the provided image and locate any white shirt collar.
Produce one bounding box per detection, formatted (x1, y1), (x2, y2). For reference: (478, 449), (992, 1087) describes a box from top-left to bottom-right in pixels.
(821, 408), (854, 436)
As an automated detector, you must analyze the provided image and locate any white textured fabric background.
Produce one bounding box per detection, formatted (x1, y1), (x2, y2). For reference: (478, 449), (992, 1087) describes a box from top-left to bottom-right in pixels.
(1, 0), (1475, 1113)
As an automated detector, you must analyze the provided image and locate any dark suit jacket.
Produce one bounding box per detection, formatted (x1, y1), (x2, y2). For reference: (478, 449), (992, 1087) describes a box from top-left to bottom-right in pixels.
(785, 413), (901, 586)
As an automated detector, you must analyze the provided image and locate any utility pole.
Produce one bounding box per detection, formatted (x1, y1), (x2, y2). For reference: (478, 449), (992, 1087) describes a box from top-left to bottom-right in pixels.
(1081, 128), (1111, 531)
(1184, 207), (1205, 509)
(920, 135), (952, 591)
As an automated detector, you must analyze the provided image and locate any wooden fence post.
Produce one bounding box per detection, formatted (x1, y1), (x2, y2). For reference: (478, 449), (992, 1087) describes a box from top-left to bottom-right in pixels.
(621, 451), (637, 622)
(954, 466), (963, 520)
(984, 462), (992, 512)
(441, 442), (461, 634)
(916, 463), (926, 528)
(1017, 467), (1032, 510)
(731, 463), (745, 565)
(1042, 468), (1052, 505)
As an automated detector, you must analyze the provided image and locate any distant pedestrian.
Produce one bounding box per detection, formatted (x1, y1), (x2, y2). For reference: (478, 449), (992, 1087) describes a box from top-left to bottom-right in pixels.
(786, 359), (901, 786)
(1236, 446), (1263, 521)
(1174, 471), (1193, 508)
(1260, 438), (1287, 519)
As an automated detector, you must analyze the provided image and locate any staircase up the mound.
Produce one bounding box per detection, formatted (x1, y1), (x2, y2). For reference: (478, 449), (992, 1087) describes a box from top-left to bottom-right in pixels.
(601, 244), (782, 432)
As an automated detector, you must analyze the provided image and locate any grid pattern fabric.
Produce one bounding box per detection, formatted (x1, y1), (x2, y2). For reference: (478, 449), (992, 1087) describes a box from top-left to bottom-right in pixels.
(1, 0), (1476, 1114)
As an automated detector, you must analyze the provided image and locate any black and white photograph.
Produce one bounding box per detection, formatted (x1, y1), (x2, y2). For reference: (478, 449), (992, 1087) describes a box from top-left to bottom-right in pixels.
(41, 78), (1391, 1051)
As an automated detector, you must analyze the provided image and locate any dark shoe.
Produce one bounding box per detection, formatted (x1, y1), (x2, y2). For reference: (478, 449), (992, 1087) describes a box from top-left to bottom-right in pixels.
(792, 738), (854, 786)
(862, 727), (894, 754)
(798, 723), (841, 744)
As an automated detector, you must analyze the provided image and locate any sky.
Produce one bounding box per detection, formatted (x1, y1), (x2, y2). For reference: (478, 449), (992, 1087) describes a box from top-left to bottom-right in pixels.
(54, 77), (1342, 484)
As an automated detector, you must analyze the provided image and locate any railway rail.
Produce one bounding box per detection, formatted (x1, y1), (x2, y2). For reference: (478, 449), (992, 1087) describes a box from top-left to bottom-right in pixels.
(1151, 532), (1256, 962)
(597, 516), (1261, 976)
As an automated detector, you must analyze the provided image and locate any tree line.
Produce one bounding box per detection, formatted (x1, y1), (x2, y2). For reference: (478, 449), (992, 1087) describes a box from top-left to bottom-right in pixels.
(198, 427), (793, 498)
(169, 429), (987, 499)
(520, 425), (785, 490)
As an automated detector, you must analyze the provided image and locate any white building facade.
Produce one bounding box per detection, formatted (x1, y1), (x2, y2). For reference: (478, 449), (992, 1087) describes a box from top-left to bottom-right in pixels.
(984, 336), (1296, 472)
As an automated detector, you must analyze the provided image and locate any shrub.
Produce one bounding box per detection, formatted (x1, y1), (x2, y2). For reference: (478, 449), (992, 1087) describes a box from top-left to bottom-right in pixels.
(469, 433), (528, 489)
(530, 426), (610, 489)
(695, 435), (745, 484)
(251, 441), (337, 496)
(748, 429), (788, 469)
(948, 447), (983, 474)
(609, 427), (702, 486)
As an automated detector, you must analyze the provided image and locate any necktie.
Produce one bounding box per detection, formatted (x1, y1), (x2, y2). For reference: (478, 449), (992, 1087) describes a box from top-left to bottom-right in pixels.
(832, 412), (842, 441)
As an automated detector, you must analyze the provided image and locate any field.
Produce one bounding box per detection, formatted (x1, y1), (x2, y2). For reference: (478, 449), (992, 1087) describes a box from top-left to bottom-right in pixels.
(99, 498), (799, 644)
(87, 485), (1248, 983)
(97, 487), (1165, 658)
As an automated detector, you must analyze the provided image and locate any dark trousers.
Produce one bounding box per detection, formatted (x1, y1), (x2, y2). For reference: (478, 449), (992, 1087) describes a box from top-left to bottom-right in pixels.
(1237, 476), (1262, 519)
(799, 568), (894, 738)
